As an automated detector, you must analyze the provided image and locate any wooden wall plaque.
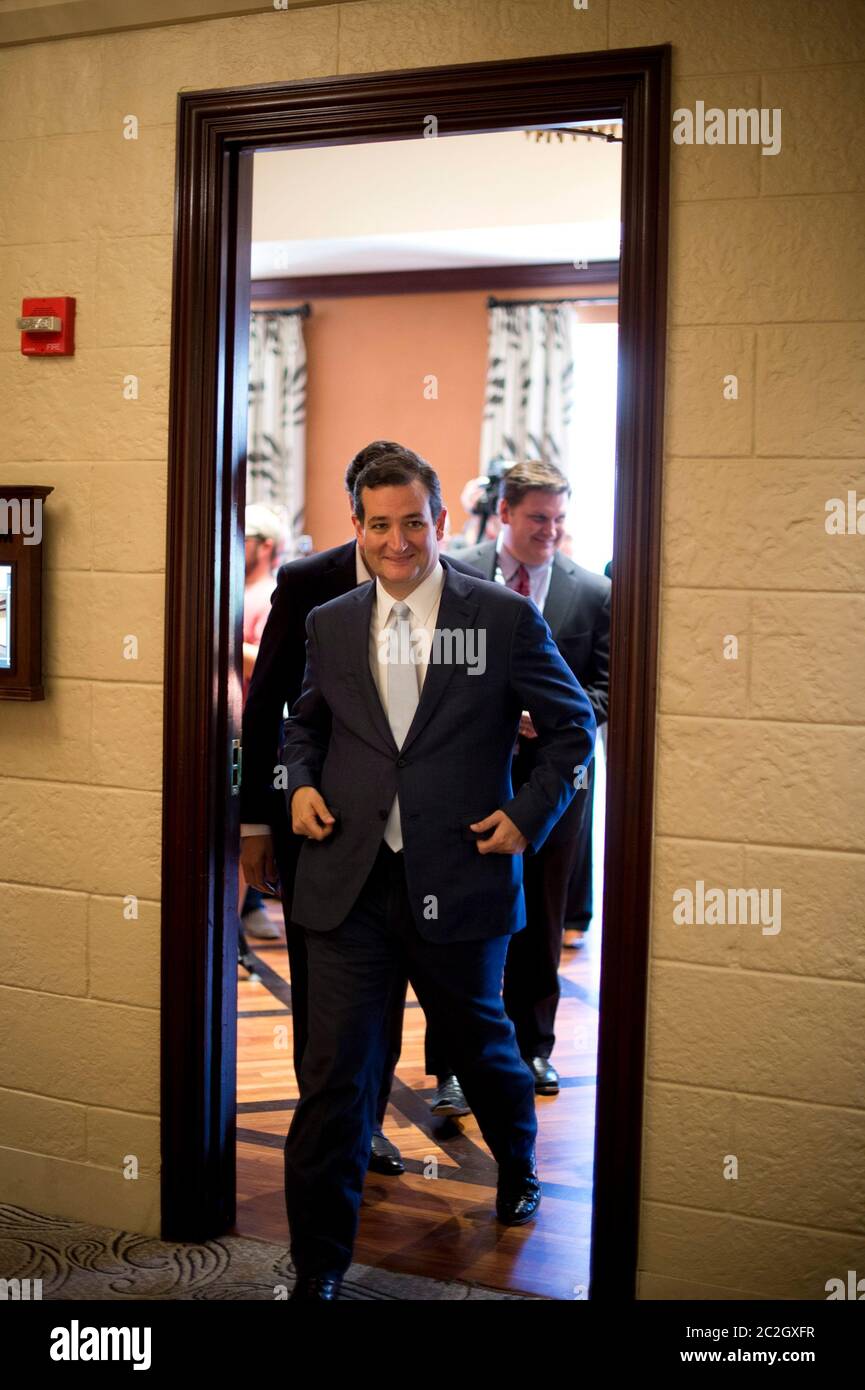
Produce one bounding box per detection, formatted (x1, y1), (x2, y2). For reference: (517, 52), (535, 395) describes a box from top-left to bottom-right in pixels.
(0, 485), (53, 701)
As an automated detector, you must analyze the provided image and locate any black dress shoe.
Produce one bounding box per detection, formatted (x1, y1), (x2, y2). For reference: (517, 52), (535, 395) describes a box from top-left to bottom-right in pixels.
(290, 1274), (342, 1300)
(368, 1129), (405, 1175)
(496, 1164), (542, 1225)
(430, 1074), (471, 1117)
(528, 1056), (559, 1095)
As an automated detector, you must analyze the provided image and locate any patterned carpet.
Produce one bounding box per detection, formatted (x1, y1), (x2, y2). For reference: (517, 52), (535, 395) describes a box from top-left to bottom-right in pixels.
(0, 1204), (537, 1300)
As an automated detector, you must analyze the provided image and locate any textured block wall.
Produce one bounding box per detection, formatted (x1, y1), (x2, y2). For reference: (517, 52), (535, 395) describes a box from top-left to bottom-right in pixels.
(0, 0), (862, 1296)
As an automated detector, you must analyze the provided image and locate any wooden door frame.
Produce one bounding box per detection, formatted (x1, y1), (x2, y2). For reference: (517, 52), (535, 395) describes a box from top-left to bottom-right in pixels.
(161, 44), (671, 1301)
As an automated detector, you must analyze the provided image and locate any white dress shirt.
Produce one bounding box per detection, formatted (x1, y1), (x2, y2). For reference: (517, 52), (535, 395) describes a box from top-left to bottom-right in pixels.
(242, 547), (445, 840)
(494, 531), (553, 613)
(493, 534), (552, 744)
(356, 544), (373, 584)
(369, 559), (445, 707)
(371, 561), (446, 852)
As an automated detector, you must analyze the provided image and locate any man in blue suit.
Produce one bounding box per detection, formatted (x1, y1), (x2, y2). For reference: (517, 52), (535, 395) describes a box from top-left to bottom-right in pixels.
(281, 446), (596, 1300)
(240, 441), (483, 1172)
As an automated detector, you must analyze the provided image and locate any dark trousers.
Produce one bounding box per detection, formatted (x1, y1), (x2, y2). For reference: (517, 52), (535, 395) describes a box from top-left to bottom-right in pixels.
(423, 1021), (454, 1080)
(284, 841), (537, 1278)
(502, 753), (594, 1060)
(275, 830), (405, 1129)
(241, 884), (266, 915)
(564, 774), (595, 929)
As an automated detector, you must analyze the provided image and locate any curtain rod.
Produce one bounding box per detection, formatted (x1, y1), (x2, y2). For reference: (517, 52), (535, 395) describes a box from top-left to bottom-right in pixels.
(252, 303), (311, 318)
(487, 295), (618, 308)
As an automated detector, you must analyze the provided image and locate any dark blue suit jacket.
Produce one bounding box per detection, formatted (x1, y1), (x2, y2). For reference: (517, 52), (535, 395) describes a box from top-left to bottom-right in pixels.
(458, 541), (611, 723)
(282, 555), (596, 943)
(240, 539), (482, 833)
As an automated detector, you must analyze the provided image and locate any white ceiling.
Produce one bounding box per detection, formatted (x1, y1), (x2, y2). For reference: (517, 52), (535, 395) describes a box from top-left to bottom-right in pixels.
(251, 127), (622, 279)
(251, 221), (621, 278)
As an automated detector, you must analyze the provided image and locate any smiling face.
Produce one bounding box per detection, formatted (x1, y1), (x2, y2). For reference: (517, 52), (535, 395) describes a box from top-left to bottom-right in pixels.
(353, 479), (446, 597)
(499, 487), (568, 567)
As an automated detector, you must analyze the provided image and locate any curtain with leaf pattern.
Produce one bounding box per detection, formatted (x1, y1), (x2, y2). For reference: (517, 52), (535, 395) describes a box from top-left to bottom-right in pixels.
(479, 301), (576, 478)
(247, 310), (307, 554)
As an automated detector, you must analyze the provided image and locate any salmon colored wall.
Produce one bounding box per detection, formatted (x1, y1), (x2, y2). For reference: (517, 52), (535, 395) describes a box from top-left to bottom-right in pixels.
(251, 283), (617, 551)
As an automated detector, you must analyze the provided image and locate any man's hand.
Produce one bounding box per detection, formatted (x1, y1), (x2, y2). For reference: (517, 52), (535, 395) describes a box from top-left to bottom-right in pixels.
(518, 710), (538, 739)
(469, 809), (528, 855)
(240, 832), (278, 892)
(291, 786), (336, 840)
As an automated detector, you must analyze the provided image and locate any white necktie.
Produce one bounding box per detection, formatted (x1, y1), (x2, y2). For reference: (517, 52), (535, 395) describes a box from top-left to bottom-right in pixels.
(384, 600), (419, 851)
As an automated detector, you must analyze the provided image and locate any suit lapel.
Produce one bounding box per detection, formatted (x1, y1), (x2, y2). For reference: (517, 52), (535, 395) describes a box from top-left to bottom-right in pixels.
(401, 562), (479, 754)
(339, 559), (480, 757)
(330, 539), (361, 595)
(542, 553), (576, 637)
(476, 540), (498, 579)
(341, 581), (399, 754)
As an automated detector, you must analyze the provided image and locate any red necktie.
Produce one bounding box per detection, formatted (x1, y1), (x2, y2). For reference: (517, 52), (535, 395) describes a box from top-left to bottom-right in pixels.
(508, 563), (531, 597)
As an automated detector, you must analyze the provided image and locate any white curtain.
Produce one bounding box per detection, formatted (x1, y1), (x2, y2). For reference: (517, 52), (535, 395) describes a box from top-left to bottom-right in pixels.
(565, 321), (618, 576)
(247, 310), (307, 554)
(479, 301), (576, 476)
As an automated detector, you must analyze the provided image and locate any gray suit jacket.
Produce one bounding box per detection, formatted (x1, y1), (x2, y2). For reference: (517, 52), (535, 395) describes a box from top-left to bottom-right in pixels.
(457, 541), (611, 723)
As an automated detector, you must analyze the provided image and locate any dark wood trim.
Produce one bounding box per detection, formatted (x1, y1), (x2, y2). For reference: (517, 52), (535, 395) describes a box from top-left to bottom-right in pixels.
(589, 46), (671, 1302)
(0, 484), (53, 702)
(162, 44), (671, 1297)
(251, 260), (619, 300)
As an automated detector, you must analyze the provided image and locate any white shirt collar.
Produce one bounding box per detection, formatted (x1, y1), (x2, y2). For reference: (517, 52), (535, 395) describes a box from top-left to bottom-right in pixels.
(496, 531), (552, 576)
(375, 557), (445, 627)
(356, 543), (373, 584)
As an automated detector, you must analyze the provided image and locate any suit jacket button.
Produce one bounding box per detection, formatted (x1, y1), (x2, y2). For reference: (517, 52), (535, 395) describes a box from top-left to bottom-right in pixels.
(397, 756), (407, 766)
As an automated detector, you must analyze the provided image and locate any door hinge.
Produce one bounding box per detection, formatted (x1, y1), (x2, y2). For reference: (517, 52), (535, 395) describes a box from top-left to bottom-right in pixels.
(230, 738), (242, 795)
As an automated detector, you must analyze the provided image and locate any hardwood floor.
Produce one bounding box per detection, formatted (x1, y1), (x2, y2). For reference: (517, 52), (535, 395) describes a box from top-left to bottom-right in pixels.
(235, 765), (605, 1300)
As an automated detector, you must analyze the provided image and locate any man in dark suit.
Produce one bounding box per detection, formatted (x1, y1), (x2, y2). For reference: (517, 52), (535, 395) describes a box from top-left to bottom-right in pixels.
(459, 461), (610, 1094)
(280, 447), (596, 1299)
(240, 441), (482, 1176)
(564, 556), (614, 951)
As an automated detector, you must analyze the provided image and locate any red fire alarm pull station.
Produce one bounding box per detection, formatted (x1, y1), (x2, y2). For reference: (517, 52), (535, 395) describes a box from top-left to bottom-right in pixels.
(18, 297), (76, 356)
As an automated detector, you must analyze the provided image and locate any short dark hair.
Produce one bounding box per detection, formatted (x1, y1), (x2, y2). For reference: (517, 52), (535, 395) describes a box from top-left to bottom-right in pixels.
(501, 459), (571, 510)
(344, 440), (408, 496)
(352, 445), (444, 525)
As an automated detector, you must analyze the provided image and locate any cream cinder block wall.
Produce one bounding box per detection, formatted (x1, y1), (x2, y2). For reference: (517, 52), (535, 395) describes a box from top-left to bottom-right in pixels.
(0, 0), (863, 1298)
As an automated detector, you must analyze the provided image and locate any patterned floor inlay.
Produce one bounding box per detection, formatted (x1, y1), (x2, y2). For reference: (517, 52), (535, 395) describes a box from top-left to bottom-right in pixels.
(0, 1204), (541, 1301)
